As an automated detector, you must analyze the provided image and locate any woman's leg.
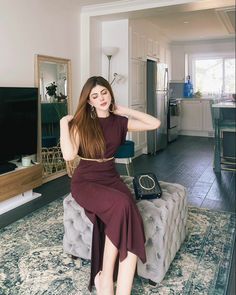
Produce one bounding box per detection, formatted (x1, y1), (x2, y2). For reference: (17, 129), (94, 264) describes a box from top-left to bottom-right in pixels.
(115, 251), (137, 295)
(95, 235), (118, 295)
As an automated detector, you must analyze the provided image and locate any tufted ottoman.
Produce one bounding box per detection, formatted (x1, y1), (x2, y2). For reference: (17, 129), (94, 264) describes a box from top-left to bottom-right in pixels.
(63, 176), (188, 284)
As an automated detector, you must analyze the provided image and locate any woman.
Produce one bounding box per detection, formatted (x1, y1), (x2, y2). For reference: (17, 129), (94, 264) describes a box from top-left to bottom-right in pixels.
(60, 76), (160, 295)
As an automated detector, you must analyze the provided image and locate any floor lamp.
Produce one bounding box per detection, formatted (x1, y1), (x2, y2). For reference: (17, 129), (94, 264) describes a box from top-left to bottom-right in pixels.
(102, 46), (119, 83)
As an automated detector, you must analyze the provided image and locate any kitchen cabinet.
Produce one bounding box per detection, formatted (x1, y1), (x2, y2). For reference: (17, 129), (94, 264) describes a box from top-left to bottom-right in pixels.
(181, 100), (202, 131)
(153, 40), (159, 58)
(132, 30), (161, 61)
(130, 104), (147, 154)
(159, 44), (166, 63)
(146, 39), (169, 63)
(202, 100), (213, 132)
(131, 30), (146, 61)
(165, 48), (171, 73)
(180, 99), (213, 136)
(130, 59), (146, 105)
(147, 38), (160, 59)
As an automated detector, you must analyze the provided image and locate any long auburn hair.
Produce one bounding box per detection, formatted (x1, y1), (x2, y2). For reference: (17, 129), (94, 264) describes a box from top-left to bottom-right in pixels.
(69, 76), (115, 158)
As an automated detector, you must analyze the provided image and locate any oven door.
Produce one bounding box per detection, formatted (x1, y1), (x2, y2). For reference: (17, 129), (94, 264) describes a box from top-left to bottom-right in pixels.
(168, 102), (179, 128)
(168, 100), (180, 142)
(169, 113), (178, 128)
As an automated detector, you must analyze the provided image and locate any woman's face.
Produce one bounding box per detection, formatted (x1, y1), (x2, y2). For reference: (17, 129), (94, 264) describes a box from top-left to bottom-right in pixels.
(88, 85), (112, 116)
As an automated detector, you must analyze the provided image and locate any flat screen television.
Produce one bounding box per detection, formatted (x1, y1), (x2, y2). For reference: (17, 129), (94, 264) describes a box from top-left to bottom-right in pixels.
(0, 87), (38, 164)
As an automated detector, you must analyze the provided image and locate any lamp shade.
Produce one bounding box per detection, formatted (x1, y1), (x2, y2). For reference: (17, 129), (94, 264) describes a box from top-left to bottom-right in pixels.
(102, 46), (119, 57)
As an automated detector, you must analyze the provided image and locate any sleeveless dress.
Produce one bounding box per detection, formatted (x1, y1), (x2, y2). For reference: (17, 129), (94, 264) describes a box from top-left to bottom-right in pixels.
(71, 114), (146, 291)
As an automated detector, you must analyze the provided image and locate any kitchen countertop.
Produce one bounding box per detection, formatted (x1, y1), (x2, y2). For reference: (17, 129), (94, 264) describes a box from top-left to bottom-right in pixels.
(175, 98), (213, 101)
(212, 101), (236, 108)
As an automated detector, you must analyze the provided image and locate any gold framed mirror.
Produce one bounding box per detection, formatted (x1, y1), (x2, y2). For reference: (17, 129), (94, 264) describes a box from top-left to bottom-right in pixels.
(34, 55), (72, 182)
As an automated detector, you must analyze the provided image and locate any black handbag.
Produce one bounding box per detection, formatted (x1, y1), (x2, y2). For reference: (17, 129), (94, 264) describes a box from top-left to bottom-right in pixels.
(133, 173), (162, 200)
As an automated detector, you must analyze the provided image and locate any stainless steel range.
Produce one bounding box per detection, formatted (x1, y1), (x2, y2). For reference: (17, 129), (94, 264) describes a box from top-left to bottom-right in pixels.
(167, 99), (180, 142)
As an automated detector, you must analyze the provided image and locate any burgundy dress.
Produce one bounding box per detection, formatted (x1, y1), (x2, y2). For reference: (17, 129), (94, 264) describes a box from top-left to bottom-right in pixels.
(71, 114), (146, 291)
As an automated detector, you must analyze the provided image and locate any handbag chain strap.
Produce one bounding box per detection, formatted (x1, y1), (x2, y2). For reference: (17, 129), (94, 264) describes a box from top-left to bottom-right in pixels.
(138, 175), (155, 191)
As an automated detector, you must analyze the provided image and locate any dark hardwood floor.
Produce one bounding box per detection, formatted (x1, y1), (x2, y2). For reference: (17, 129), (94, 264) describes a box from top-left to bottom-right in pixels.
(0, 135), (235, 294)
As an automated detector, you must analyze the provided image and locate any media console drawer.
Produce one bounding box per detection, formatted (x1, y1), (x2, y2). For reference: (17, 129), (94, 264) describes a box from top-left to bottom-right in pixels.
(0, 164), (42, 202)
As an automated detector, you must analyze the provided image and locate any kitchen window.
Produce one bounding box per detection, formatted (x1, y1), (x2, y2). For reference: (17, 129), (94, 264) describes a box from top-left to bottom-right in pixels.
(192, 57), (235, 98)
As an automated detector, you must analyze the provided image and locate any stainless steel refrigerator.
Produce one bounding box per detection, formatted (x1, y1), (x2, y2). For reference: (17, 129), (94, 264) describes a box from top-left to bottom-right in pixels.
(147, 59), (168, 154)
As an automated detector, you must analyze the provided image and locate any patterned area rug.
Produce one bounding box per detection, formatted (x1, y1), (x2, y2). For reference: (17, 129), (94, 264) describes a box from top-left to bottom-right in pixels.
(0, 197), (235, 295)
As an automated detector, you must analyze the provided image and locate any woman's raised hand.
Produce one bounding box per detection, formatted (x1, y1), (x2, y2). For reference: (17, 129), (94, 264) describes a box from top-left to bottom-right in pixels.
(60, 115), (74, 125)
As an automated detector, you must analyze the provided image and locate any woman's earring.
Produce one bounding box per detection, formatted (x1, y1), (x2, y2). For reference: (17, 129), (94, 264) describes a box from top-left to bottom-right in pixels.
(109, 102), (115, 113)
(90, 105), (97, 119)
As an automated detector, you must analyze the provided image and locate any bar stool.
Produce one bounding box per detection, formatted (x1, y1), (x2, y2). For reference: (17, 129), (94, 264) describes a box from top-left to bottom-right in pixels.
(210, 101), (236, 172)
(115, 140), (135, 176)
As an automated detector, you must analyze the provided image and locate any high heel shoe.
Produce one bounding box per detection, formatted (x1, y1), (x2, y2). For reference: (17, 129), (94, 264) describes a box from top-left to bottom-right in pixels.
(94, 271), (102, 294)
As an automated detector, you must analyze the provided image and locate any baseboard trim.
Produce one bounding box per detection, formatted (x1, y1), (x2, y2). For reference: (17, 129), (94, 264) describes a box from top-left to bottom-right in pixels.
(180, 130), (214, 137)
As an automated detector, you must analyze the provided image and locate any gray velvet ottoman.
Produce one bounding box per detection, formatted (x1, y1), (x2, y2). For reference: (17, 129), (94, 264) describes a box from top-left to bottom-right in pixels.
(63, 176), (188, 284)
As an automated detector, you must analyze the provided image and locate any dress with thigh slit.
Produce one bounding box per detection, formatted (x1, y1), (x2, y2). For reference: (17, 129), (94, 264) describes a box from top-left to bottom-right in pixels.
(71, 114), (146, 291)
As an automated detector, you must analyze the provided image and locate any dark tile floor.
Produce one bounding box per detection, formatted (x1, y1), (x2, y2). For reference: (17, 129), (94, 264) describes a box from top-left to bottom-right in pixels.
(133, 136), (236, 213)
(132, 135), (235, 295)
(0, 135), (235, 294)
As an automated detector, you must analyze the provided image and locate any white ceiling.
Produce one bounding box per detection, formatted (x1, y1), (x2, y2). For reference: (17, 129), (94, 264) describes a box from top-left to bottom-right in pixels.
(79, 0), (235, 42)
(140, 5), (236, 41)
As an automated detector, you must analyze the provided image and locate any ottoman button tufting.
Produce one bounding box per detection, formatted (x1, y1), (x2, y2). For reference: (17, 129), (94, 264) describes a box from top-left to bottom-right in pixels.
(156, 252), (161, 259)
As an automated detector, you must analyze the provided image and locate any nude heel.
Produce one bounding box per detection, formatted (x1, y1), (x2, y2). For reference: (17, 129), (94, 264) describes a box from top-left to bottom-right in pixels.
(94, 271), (102, 294)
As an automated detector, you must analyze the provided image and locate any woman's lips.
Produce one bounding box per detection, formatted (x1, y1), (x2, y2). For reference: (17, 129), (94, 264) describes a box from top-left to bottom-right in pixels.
(100, 102), (107, 107)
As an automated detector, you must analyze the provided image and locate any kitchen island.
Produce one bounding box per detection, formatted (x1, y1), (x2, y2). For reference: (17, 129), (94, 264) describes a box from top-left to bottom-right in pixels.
(212, 101), (236, 172)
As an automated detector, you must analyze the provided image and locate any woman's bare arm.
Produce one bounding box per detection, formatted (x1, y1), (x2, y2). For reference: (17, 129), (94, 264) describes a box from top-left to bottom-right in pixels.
(113, 105), (161, 131)
(60, 115), (79, 161)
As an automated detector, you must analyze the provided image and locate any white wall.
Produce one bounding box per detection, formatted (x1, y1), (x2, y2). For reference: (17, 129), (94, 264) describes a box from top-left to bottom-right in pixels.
(101, 19), (129, 106)
(90, 17), (102, 76)
(0, 0), (81, 111)
(170, 38), (235, 82)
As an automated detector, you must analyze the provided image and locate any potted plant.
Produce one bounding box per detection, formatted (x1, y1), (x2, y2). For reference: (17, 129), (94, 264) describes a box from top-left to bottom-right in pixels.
(46, 82), (57, 101)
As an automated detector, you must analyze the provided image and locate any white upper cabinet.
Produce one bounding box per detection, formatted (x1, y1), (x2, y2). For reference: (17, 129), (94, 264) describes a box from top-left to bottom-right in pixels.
(131, 29), (169, 62)
(159, 44), (166, 63)
(147, 38), (160, 59)
(147, 38), (153, 57)
(131, 31), (139, 59)
(139, 35), (146, 60)
(152, 40), (159, 58)
(131, 30), (146, 61)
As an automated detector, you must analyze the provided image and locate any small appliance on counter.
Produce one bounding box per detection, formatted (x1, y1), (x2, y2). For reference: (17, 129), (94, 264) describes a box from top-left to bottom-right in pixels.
(183, 75), (193, 98)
